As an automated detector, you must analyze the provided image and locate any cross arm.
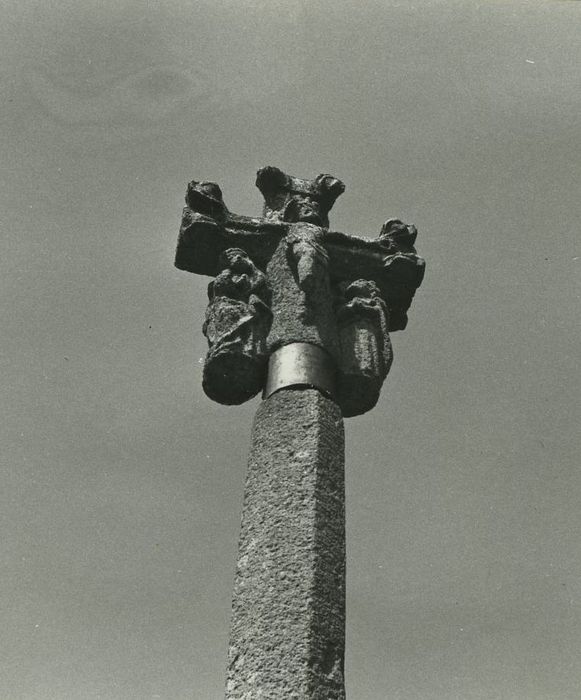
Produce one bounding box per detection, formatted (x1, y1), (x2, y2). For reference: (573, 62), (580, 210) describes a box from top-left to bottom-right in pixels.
(174, 181), (285, 277)
(322, 227), (425, 331)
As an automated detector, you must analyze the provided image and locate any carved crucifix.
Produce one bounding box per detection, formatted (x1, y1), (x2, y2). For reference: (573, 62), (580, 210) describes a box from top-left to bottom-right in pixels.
(175, 166), (424, 698)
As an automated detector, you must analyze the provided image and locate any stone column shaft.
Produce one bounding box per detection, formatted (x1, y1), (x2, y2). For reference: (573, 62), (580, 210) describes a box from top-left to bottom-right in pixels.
(226, 388), (346, 699)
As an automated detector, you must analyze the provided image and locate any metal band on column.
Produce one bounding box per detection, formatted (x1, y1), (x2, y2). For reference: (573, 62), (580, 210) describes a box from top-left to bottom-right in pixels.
(264, 343), (336, 400)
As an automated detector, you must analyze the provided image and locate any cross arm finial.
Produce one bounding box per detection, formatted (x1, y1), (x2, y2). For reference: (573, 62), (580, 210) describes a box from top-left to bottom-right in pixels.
(174, 178), (285, 276)
(323, 218), (425, 331)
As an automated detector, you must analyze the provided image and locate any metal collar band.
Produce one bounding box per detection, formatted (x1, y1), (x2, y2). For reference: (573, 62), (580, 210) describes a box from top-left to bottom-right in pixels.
(264, 343), (336, 400)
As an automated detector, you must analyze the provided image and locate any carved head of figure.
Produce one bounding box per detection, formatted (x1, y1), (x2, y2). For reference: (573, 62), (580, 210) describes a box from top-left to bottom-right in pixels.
(256, 166), (345, 228)
(219, 247), (252, 274)
(341, 279), (382, 303)
(209, 248), (268, 303)
(209, 248), (253, 301)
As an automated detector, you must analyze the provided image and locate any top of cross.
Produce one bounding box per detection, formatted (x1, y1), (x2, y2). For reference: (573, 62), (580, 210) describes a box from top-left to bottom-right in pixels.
(176, 165), (424, 332)
(256, 166), (345, 228)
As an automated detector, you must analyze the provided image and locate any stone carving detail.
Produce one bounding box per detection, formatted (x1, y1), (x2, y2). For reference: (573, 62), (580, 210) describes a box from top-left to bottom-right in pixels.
(375, 218), (423, 331)
(185, 180), (227, 220)
(255, 165), (345, 228)
(202, 248), (271, 405)
(255, 166), (343, 299)
(285, 224), (330, 296)
(378, 218), (418, 255)
(176, 167), (424, 413)
(335, 279), (393, 417)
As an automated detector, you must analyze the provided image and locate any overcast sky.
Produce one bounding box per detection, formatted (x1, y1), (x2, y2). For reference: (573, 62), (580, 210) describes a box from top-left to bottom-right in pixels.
(1, 1), (580, 698)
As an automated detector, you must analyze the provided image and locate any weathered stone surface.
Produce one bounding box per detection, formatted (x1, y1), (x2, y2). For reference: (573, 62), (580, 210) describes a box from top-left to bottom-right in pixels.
(226, 389), (345, 699)
(378, 218), (418, 255)
(335, 279), (393, 417)
(175, 167), (424, 340)
(202, 248), (271, 404)
(266, 224), (340, 364)
(256, 165), (345, 229)
(174, 167), (425, 700)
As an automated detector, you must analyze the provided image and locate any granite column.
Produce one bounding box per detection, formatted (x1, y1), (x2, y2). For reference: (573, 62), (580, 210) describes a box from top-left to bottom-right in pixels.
(226, 388), (345, 699)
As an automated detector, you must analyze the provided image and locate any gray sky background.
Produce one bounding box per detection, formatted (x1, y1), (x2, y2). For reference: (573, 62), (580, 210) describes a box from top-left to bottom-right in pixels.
(1, 1), (580, 698)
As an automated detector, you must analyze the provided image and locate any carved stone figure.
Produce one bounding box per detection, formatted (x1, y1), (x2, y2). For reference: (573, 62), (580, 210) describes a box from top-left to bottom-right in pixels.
(202, 248), (271, 405)
(335, 279), (393, 417)
(255, 165), (345, 228)
(255, 166), (343, 299)
(284, 224), (330, 296)
(373, 218), (423, 331)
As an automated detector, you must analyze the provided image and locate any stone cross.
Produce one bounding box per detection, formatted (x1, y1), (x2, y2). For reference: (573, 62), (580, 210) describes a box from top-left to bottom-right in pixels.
(175, 166), (424, 698)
